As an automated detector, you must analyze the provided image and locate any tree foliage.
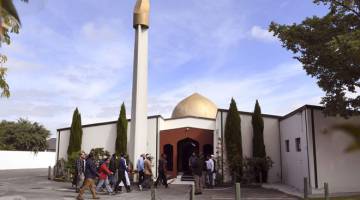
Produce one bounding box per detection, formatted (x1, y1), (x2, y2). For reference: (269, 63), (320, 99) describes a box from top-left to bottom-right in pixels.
(251, 100), (268, 182)
(0, 0), (28, 98)
(67, 108), (83, 157)
(115, 103), (128, 155)
(252, 100), (266, 158)
(224, 98), (243, 182)
(0, 55), (10, 97)
(0, 118), (49, 152)
(269, 0), (360, 117)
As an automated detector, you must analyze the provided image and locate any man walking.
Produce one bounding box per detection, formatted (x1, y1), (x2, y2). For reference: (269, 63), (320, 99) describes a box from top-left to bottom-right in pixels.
(154, 154), (168, 188)
(74, 151), (86, 193)
(136, 154), (145, 191)
(108, 154), (117, 188)
(192, 154), (203, 195)
(77, 153), (99, 200)
(143, 154), (153, 189)
(114, 153), (131, 193)
(211, 155), (216, 187)
(96, 157), (113, 195)
(205, 155), (214, 188)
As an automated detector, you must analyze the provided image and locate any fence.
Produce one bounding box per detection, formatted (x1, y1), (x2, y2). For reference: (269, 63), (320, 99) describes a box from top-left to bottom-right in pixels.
(0, 151), (56, 170)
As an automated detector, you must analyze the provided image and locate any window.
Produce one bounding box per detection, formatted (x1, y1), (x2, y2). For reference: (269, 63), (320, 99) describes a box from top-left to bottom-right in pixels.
(285, 140), (290, 152)
(296, 138), (301, 152)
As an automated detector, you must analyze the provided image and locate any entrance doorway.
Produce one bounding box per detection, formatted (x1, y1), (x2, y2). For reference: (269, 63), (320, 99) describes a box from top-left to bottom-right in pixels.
(177, 138), (199, 174)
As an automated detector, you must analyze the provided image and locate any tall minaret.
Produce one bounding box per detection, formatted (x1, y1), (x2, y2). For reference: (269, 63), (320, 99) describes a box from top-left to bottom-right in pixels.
(130, 0), (150, 163)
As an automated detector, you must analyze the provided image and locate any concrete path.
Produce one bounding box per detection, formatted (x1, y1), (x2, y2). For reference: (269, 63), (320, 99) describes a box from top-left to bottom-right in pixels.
(0, 169), (298, 200)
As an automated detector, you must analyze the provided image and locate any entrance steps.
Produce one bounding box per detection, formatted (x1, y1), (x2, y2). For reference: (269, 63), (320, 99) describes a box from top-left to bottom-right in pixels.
(181, 174), (195, 181)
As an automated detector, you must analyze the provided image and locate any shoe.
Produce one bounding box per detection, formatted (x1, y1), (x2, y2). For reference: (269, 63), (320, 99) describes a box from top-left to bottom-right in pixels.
(92, 197), (100, 199)
(195, 192), (202, 195)
(76, 196), (84, 200)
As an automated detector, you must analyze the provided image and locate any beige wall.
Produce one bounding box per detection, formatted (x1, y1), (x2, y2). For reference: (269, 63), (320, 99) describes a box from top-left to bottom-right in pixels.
(312, 109), (360, 193)
(280, 109), (310, 191)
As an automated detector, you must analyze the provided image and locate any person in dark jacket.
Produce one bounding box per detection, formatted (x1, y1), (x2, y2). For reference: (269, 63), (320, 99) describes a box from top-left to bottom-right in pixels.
(77, 153), (99, 200)
(192, 154), (203, 195)
(108, 154), (117, 188)
(154, 154), (168, 188)
(114, 153), (131, 193)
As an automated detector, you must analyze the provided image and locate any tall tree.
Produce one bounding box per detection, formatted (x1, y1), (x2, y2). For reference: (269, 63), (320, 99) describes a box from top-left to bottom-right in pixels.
(67, 108), (83, 157)
(251, 100), (267, 182)
(224, 98), (243, 182)
(269, 0), (360, 117)
(0, 118), (50, 152)
(115, 103), (128, 155)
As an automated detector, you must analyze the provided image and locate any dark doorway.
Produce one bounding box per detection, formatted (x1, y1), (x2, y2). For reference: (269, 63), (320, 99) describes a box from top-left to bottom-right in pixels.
(203, 144), (213, 158)
(177, 138), (199, 174)
(163, 144), (173, 171)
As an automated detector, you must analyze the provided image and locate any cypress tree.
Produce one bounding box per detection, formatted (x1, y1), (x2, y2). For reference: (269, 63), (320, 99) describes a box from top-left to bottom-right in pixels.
(67, 108), (83, 157)
(252, 100), (265, 158)
(224, 98), (243, 182)
(251, 100), (267, 182)
(115, 103), (128, 155)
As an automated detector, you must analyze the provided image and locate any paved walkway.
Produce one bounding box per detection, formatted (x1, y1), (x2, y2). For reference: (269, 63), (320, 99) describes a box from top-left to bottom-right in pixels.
(0, 169), (299, 200)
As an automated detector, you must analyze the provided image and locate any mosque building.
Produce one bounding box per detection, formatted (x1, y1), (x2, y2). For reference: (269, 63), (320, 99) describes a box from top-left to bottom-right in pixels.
(56, 92), (360, 195)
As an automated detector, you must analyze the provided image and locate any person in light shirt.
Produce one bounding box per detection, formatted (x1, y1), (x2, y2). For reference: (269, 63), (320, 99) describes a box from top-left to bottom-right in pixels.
(205, 155), (214, 188)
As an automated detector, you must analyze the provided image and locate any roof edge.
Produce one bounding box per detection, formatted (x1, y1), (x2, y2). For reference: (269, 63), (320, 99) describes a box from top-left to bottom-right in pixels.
(57, 115), (163, 132)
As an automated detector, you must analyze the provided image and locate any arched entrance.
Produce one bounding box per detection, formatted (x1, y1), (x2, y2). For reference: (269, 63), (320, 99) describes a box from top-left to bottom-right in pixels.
(177, 138), (199, 174)
(159, 127), (214, 177)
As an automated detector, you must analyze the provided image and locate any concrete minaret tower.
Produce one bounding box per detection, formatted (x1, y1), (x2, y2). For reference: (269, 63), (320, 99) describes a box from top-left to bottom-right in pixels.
(130, 0), (150, 163)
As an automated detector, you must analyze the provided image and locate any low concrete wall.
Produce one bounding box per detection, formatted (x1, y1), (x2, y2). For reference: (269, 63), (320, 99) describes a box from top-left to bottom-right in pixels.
(0, 151), (56, 170)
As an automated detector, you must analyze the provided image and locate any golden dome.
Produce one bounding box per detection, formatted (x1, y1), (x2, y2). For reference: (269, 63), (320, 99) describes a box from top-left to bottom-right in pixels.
(171, 93), (218, 119)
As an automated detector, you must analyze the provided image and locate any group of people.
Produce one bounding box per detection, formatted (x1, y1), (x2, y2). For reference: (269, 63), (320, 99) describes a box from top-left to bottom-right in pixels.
(73, 151), (132, 200)
(73, 151), (168, 200)
(136, 153), (169, 190)
(189, 153), (217, 195)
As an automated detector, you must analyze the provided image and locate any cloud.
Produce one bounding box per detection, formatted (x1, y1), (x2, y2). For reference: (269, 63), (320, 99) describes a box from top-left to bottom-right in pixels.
(250, 25), (277, 42)
(148, 61), (323, 117)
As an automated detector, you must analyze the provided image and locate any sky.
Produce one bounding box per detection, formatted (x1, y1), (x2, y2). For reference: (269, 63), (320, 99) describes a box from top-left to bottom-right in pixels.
(0, 0), (330, 137)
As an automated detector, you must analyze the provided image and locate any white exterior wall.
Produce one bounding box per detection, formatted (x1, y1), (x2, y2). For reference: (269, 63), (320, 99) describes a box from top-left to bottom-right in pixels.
(57, 117), (158, 165)
(160, 117), (215, 131)
(280, 110), (310, 191)
(57, 130), (70, 160)
(218, 111), (281, 183)
(312, 109), (360, 193)
(0, 151), (56, 170)
(81, 124), (117, 155)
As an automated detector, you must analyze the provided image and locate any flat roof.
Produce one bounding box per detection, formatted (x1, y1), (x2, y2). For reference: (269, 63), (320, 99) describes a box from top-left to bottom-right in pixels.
(57, 105), (324, 132)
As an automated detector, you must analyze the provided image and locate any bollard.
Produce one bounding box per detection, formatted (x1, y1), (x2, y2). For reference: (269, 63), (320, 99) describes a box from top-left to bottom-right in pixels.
(324, 182), (329, 200)
(304, 177), (308, 200)
(48, 166), (52, 180)
(235, 182), (241, 200)
(190, 184), (195, 200)
(151, 185), (156, 200)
